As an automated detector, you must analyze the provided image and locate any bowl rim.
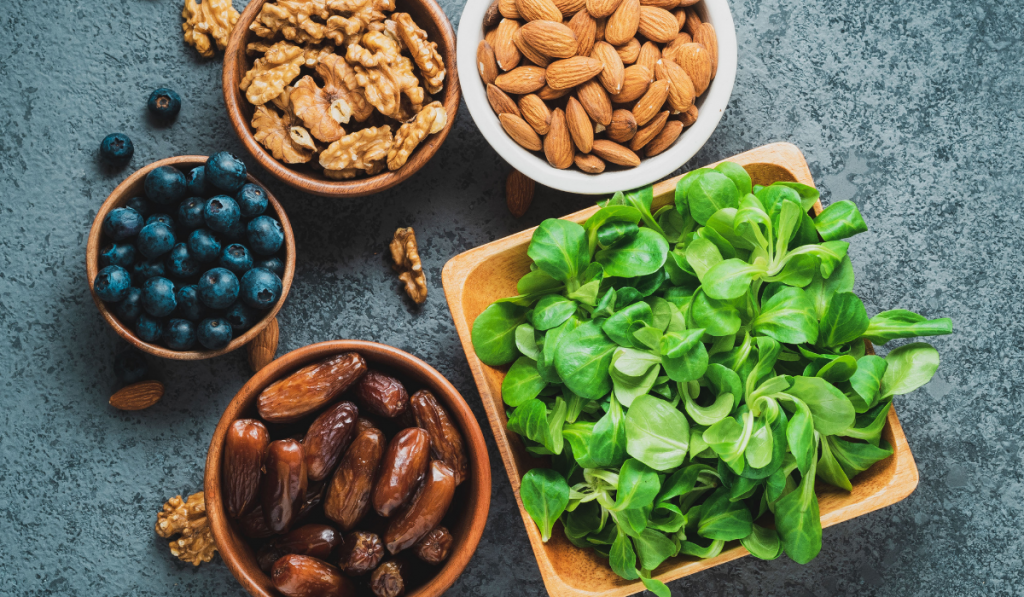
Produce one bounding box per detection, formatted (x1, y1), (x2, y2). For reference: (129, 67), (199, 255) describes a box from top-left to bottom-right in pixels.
(456, 0), (738, 195)
(222, 0), (462, 198)
(86, 155), (296, 361)
(204, 340), (492, 597)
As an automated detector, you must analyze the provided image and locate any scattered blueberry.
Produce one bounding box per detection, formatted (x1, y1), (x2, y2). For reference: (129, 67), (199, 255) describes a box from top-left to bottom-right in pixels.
(175, 285), (207, 322)
(198, 267), (240, 309)
(246, 216), (284, 256)
(131, 258), (166, 283)
(99, 243), (136, 269)
(163, 318), (197, 350)
(137, 222), (176, 259)
(240, 267), (282, 310)
(114, 349), (149, 384)
(178, 197), (206, 230)
(94, 265), (132, 302)
(225, 301), (260, 333)
(236, 183), (268, 218)
(188, 229), (221, 262)
(125, 196), (153, 218)
(135, 314), (164, 343)
(148, 88), (182, 121)
(103, 207), (145, 241)
(145, 213), (176, 231)
(256, 256), (285, 278)
(114, 287), (144, 325)
(141, 276), (177, 317)
(206, 152), (247, 193)
(100, 133), (134, 166)
(218, 243), (254, 275)
(186, 166), (207, 197)
(144, 165), (187, 205)
(204, 195), (241, 233)
(166, 243), (200, 278)
(197, 318), (233, 350)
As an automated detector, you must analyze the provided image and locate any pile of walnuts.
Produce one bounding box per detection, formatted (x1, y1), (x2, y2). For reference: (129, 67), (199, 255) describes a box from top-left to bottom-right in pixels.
(241, 0), (448, 179)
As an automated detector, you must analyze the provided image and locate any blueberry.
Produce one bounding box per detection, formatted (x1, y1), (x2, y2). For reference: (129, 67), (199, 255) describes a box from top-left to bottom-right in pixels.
(162, 318), (197, 350)
(125, 196), (153, 218)
(100, 133), (134, 166)
(99, 243), (136, 269)
(186, 166), (207, 197)
(218, 243), (254, 275)
(141, 276), (177, 317)
(225, 300), (260, 333)
(113, 349), (149, 384)
(175, 285), (207, 322)
(135, 314), (164, 343)
(188, 229), (222, 262)
(145, 213), (176, 231)
(204, 195), (241, 234)
(198, 267), (240, 309)
(131, 258), (166, 283)
(246, 216), (285, 256)
(240, 267), (283, 310)
(147, 87), (181, 121)
(206, 152), (248, 193)
(166, 243), (200, 278)
(197, 318), (233, 350)
(144, 165), (187, 205)
(113, 287), (144, 325)
(137, 222), (176, 259)
(94, 265), (132, 302)
(221, 218), (247, 242)
(256, 256), (286, 278)
(236, 183), (268, 218)
(103, 207), (144, 241)
(177, 197), (206, 230)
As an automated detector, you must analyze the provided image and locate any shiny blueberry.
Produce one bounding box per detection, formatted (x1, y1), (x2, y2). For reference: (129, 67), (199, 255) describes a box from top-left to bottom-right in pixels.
(166, 243), (200, 278)
(113, 287), (144, 325)
(103, 207), (144, 241)
(148, 87), (181, 121)
(206, 152), (247, 193)
(100, 133), (134, 166)
(144, 165), (187, 205)
(141, 276), (177, 317)
(135, 314), (164, 343)
(204, 195), (241, 233)
(186, 166), (207, 197)
(94, 265), (132, 302)
(198, 267), (240, 309)
(255, 256), (285, 278)
(197, 318), (233, 350)
(177, 197), (206, 230)
(240, 267), (282, 310)
(125, 196), (153, 218)
(162, 318), (197, 350)
(235, 183), (268, 218)
(175, 285), (207, 322)
(218, 243), (253, 275)
(114, 349), (149, 384)
(137, 222), (176, 259)
(224, 301), (260, 333)
(145, 213), (176, 231)
(131, 259), (166, 284)
(99, 243), (136, 269)
(246, 216), (284, 256)
(188, 229), (221, 262)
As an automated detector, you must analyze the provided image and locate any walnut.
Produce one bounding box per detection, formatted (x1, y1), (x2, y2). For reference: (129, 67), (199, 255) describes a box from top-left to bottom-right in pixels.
(182, 0), (239, 58)
(325, 168), (360, 179)
(319, 53), (376, 122)
(348, 32), (424, 119)
(393, 13), (445, 94)
(251, 0), (330, 43)
(240, 41), (304, 105)
(387, 102), (446, 171)
(290, 76), (349, 142)
(253, 105), (316, 164)
(319, 126), (393, 173)
(302, 44), (335, 67)
(390, 227), (427, 304)
(325, 0), (385, 45)
(155, 492), (217, 566)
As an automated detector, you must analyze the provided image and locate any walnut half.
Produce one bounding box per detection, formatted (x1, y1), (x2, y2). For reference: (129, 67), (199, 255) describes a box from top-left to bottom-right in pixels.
(155, 492), (217, 566)
(387, 101), (446, 171)
(182, 0), (239, 58)
(390, 227), (427, 304)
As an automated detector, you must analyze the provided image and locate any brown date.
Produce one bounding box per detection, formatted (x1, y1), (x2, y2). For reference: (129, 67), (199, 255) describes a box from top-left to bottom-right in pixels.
(258, 353), (367, 423)
(354, 370), (409, 418)
(236, 504), (275, 539)
(261, 439), (309, 534)
(336, 531), (384, 576)
(303, 401), (359, 482)
(370, 561), (405, 597)
(324, 424), (385, 531)
(224, 419), (270, 519)
(372, 428), (431, 517)
(410, 390), (468, 485)
(384, 460), (456, 554)
(412, 526), (453, 565)
(271, 554), (355, 597)
(257, 524), (342, 573)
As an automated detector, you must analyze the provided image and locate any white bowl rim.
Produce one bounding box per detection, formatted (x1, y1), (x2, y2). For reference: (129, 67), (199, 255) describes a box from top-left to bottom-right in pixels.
(457, 0), (738, 195)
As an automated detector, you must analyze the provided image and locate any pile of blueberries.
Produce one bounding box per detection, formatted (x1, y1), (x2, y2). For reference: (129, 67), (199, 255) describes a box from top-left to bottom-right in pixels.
(93, 152), (286, 351)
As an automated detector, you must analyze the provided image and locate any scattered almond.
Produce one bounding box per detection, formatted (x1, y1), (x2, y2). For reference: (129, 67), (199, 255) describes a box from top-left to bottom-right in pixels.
(516, 0), (564, 22)
(644, 119), (683, 156)
(500, 0), (521, 19)
(631, 79), (670, 125)
(610, 64), (651, 103)
(487, 83), (521, 117)
(519, 93), (553, 135)
(544, 108), (575, 168)
(545, 56), (604, 89)
(592, 41), (625, 94)
(506, 169), (535, 217)
(694, 22), (718, 78)
(607, 109), (638, 143)
(520, 20), (579, 58)
(494, 19), (522, 71)
(110, 380), (165, 411)
(629, 110), (668, 150)
(477, 41), (499, 85)
(248, 317), (279, 372)
(614, 37), (642, 63)
(499, 113), (543, 150)
(567, 10), (598, 58)
(605, 0), (640, 46)
(655, 58), (695, 111)
(484, 0), (503, 27)
(495, 65), (548, 94)
(670, 42), (712, 95)
(636, 41), (661, 72)
(513, 29), (552, 67)
(576, 79), (613, 125)
(574, 153), (606, 173)
(565, 97), (594, 153)
(591, 139), (641, 166)
(586, 0), (624, 19)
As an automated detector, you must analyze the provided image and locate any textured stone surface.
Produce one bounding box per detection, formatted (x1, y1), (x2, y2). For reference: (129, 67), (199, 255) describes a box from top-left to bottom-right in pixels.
(0, 0), (1019, 595)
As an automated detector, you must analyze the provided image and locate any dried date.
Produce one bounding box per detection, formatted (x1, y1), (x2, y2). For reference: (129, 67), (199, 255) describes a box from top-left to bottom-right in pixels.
(258, 353), (367, 423)
(372, 428), (431, 517)
(354, 370), (409, 418)
(384, 460), (456, 554)
(336, 531), (384, 576)
(370, 561), (405, 597)
(261, 439), (309, 534)
(236, 503), (275, 539)
(324, 424), (385, 531)
(271, 554), (355, 597)
(224, 419), (270, 519)
(412, 526), (453, 565)
(303, 401), (359, 482)
(257, 524), (342, 573)
(410, 390), (468, 485)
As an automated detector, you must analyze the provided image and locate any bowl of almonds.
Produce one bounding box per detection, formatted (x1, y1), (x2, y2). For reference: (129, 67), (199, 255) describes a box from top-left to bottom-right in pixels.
(459, 0), (736, 194)
(223, 0), (460, 198)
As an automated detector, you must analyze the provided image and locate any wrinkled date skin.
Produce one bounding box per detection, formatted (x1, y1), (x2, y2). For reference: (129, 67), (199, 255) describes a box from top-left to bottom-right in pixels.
(370, 561), (405, 597)
(257, 524), (342, 573)
(410, 390), (468, 485)
(303, 401), (359, 482)
(336, 530), (384, 576)
(412, 526), (453, 565)
(384, 460), (456, 554)
(258, 353), (368, 423)
(261, 439), (309, 534)
(271, 554), (355, 597)
(324, 425), (385, 531)
(372, 428), (430, 517)
(355, 370), (409, 418)
(224, 419), (270, 519)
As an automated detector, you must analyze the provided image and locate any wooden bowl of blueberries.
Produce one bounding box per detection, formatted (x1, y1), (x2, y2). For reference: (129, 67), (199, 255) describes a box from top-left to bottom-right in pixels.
(87, 154), (295, 360)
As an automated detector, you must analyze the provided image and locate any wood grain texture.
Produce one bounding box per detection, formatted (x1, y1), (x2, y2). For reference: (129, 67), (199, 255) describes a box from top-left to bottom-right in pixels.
(204, 340), (492, 597)
(222, 0), (460, 198)
(441, 142), (919, 597)
(86, 156), (296, 361)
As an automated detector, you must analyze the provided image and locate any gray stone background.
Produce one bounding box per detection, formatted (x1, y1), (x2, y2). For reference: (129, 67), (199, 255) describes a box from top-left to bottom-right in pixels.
(0, 0), (1019, 595)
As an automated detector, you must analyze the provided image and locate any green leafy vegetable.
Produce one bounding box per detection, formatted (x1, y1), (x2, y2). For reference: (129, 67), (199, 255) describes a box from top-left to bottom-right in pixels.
(520, 469), (570, 542)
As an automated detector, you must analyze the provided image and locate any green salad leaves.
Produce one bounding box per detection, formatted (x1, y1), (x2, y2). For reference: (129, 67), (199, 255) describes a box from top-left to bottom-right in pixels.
(471, 163), (952, 589)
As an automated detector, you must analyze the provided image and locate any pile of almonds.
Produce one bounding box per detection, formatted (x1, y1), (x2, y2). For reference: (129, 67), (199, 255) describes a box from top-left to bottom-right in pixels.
(478, 0), (718, 174)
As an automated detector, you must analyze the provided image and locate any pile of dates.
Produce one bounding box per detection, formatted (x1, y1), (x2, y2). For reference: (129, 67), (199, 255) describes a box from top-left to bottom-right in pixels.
(223, 352), (468, 597)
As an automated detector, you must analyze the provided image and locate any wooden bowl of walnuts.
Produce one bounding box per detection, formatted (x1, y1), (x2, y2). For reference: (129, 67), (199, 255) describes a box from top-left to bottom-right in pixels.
(223, 0), (460, 198)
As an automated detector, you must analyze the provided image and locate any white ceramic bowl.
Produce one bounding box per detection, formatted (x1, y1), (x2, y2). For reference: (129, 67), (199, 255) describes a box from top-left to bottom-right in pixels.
(457, 0), (737, 195)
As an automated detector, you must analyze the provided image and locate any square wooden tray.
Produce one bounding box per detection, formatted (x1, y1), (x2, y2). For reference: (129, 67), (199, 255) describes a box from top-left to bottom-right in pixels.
(441, 143), (919, 597)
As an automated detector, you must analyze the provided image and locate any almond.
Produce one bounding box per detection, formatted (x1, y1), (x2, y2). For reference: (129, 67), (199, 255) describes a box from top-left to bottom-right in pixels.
(644, 119), (682, 156)
(567, 9), (597, 57)
(544, 108), (574, 169)
(683, 6), (701, 35)
(607, 109), (637, 143)
(519, 20), (578, 58)
(248, 317), (279, 371)
(554, 0), (588, 15)
(538, 84), (573, 100)
(605, 0), (639, 46)
(545, 56), (604, 89)
(516, 0), (563, 22)
(637, 6), (679, 43)
(629, 109), (668, 150)
(640, 0), (678, 8)
(484, 0), (503, 27)
(631, 79), (669, 125)
(506, 169), (535, 217)
(513, 29), (551, 67)
(610, 64), (651, 103)
(495, 65), (547, 94)
(477, 41), (499, 85)
(694, 22), (718, 78)
(565, 97), (594, 153)
(493, 19), (521, 71)
(679, 103), (698, 126)
(500, 113), (543, 150)
(499, 0), (521, 19)
(519, 93), (553, 135)
(670, 42), (712, 95)
(654, 58), (694, 111)
(591, 41), (624, 94)
(636, 41), (661, 72)
(595, 17), (607, 40)
(672, 7), (686, 30)
(574, 153), (606, 173)
(110, 380), (164, 411)
(576, 79), (613, 125)
(614, 37), (641, 63)
(591, 139), (640, 166)
(487, 83), (521, 117)
(586, 0), (623, 19)
(663, 33), (692, 63)
(677, 0), (700, 5)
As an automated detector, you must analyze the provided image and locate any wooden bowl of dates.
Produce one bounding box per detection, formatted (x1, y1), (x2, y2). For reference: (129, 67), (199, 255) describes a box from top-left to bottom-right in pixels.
(222, 0), (460, 198)
(205, 340), (491, 597)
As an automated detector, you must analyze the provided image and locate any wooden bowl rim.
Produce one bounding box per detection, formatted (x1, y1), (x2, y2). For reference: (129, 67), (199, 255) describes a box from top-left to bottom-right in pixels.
(222, 0), (461, 198)
(86, 155), (296, 361)
(204, 340), (492, 597)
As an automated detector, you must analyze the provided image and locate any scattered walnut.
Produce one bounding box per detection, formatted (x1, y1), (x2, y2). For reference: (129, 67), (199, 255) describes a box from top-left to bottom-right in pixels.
(387, 102), (446, 171)
(390, 227), (427, 304)
(182, 0), (239, 58)
(240, 41), (305, 105)
(393, 13), (445, 94)
(155, 492), (217, 566)
(253, 105), (316, 164)
(251, 0), (331, 44)
(319, 126), (393, 173)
